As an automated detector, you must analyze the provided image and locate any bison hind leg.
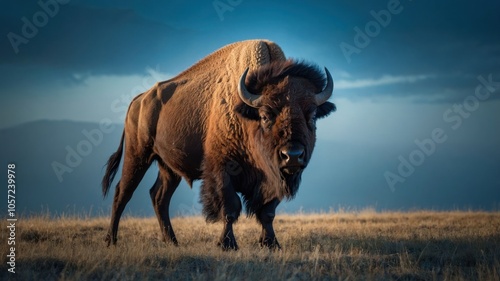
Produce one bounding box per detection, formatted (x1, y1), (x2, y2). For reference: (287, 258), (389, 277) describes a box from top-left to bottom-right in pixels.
(150, 162), (181, 245)
(106, 155), (152, 247)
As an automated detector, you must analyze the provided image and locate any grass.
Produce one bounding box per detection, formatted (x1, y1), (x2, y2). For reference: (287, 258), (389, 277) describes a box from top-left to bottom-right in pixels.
(1, 210), (499, 280)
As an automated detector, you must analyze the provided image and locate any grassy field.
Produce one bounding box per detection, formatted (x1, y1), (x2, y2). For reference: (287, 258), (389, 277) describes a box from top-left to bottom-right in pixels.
(1, 211), (499, 280)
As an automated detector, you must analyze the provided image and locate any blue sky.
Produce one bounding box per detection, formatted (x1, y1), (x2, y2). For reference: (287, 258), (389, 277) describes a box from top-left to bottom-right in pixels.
(1, 1), (499, 126)
(1, 0), (499, 211)
(2, 0), (499, 145)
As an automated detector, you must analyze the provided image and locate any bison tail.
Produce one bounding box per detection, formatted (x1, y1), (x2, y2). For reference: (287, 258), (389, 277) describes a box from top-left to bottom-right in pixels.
(102, 130), (125, 198)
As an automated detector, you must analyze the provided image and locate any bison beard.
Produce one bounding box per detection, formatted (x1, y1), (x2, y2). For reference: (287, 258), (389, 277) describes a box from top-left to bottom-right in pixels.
(200, 160), (303, 222)
(101, 40), (335, 251)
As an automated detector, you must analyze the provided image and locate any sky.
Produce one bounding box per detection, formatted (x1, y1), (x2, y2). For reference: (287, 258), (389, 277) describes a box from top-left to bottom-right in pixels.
(1, 1), (499, 128)
(1, 0), (499, 212)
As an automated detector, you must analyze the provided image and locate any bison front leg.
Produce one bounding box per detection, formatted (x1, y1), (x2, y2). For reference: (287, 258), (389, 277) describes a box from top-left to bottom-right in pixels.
(257, 198), (281, 250)
(218, 213), (239, 250)
(201, 159), (242, 250)
(217, 174), (242, 251)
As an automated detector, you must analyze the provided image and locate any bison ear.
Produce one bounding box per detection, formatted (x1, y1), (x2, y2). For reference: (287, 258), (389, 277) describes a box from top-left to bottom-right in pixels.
(316, 101), (336, 119)
(235, 102), (260, 121)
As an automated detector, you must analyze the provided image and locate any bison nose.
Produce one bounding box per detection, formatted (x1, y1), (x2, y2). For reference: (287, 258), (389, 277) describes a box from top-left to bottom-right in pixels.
(280, 144), (305, 166)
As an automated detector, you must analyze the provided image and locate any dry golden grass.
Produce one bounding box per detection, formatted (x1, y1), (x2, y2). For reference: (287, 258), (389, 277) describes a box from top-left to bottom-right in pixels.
(1, 211), (500, 280)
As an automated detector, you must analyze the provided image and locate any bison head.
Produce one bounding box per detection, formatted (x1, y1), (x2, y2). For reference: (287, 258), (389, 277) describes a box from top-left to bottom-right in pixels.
(235, 60), (335, 193)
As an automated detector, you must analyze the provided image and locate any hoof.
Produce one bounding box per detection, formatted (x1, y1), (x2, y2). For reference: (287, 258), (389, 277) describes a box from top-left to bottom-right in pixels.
(218, 239), (239, 251)
(259, 237), (281, 251)
(170, 237), (179, 247)
(104, 234), (116, 247)
(162, 235), (179, 246)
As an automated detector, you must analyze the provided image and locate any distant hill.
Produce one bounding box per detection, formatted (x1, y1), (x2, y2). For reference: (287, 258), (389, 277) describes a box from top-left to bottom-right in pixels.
(296, 137), (500, 212)
(0, 120), (197, 217)
(0, 120), (499, 217)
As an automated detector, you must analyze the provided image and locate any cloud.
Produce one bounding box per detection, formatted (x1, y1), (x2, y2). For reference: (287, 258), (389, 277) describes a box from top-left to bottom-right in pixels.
(0, 3), (197, 75)
(1, 0), (499, 107)
(329, 0), (500, 103)
(336, 74), (432, 90)
(0, 67), (174, 129)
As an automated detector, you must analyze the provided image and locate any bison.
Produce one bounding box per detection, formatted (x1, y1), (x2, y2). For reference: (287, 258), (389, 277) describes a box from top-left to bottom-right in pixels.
(102, 39), (335, 250)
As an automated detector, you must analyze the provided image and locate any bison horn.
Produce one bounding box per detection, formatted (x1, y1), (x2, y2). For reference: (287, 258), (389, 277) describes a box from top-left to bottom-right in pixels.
(315, 67), (334, 105)
(238, 68), (263, 108)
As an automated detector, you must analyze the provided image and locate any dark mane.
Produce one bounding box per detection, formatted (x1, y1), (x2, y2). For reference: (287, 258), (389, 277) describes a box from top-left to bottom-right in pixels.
(246, 59), (327, 93)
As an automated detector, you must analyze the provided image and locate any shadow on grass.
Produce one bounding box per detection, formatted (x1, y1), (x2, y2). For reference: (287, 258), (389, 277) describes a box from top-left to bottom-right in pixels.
(1, 233), (498, 280)
(294, 232), (500, 279)
(1, 257), (77, 281)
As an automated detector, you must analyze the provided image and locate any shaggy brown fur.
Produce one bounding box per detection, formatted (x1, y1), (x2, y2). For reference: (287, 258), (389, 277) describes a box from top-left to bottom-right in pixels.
(102, 39), (335, 250)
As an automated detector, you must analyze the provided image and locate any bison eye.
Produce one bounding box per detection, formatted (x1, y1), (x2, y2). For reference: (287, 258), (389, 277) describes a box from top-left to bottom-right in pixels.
(260, 114), (270, 124)
(307, 110), (317, 130)
(308, 118), (317, 130)
(259, 111), (274, 129)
